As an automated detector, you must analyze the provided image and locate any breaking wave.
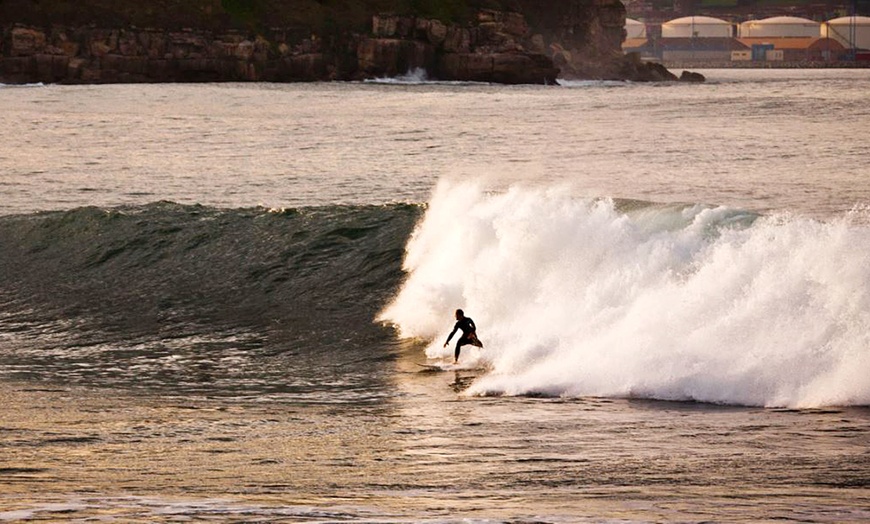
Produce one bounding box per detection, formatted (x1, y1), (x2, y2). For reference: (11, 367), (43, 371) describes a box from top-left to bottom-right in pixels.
(380, 179), (870, 408)
(4, 184), (870, 407)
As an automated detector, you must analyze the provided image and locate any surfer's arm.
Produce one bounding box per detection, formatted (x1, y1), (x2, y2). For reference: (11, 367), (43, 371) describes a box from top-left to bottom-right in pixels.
(443, 324), (459, 347)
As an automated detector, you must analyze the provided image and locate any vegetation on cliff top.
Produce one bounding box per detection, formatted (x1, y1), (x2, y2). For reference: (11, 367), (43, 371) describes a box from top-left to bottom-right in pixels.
(1, 0), (527, 32)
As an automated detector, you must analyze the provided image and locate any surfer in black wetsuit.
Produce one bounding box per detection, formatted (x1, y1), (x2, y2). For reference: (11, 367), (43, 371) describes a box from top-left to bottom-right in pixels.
(443, 309), (483, 363)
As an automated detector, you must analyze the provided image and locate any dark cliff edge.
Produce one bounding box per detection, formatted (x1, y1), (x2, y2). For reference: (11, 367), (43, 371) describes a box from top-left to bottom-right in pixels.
(0, 0), (695, 84)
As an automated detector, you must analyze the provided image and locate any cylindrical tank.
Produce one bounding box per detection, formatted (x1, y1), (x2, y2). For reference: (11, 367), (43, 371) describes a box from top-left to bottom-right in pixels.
(662, 16), (733, 38)
(821, 16), (870, 50)
(625, 18), (647, 39)
(739, 16), (820, 38)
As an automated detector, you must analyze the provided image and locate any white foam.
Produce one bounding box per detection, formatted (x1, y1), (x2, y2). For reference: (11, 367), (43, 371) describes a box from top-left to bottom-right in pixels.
(0, 510), (35, 521)
(0, 503), (86, 521)
(0, 82), (45, 88)
(556, 79), (628, 88)
(363, 67), (489, 86)
(380, 179), (870, 408)
(364, 68), (433, 85)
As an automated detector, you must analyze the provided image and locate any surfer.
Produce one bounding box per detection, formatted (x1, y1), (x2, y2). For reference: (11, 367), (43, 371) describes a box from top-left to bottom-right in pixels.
(443, 309), (483, 363)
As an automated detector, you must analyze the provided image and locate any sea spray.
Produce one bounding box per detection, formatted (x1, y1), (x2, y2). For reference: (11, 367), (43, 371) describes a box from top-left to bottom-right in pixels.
(380, 179), (870, 407)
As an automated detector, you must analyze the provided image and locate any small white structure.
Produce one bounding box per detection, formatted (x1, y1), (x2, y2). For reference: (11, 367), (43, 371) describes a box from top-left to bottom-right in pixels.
(739, 16), (820, 38)
(625, 18), (647, 39)
(662, 16), (733, 38)
(766, 49), (785, 61)
(822, 15), (870, 50)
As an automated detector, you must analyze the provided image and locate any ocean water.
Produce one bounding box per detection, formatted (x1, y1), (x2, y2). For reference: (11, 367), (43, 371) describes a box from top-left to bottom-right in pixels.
(0, 69), (869, 522)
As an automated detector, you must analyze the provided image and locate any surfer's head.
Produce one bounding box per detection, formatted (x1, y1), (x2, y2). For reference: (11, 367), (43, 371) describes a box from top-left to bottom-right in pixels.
(455, 309), (464, 320)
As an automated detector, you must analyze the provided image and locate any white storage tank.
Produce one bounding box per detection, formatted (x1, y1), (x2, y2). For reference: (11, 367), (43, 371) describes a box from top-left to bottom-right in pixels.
(739, 16), (820, 38)
(662, 16), (733, 38)
(625, 18), (647, 39)
(822, 16), (870, 50)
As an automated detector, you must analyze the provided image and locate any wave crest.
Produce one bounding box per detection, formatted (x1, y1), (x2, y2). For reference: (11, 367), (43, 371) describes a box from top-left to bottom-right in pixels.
(0, 202), (420, 349)
(380, 180), (870, 407)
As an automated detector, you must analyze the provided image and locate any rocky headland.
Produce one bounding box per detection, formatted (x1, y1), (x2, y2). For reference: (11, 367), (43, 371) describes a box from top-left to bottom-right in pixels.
(0, 0), (698, 84)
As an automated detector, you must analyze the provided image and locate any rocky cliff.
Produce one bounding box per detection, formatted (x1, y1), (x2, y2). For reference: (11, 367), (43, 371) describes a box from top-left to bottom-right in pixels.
(0, 0), (680, 84)
(360, 10), (559, 84)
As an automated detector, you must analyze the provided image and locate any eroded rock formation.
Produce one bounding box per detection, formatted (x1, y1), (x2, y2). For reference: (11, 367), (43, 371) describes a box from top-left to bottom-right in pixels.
(0, 1), (690, 84)
(359, 10), (558, 84)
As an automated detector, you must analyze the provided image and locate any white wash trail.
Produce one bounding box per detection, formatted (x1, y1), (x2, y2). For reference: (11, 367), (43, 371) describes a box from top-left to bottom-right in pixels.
(381, 179), (870, 408)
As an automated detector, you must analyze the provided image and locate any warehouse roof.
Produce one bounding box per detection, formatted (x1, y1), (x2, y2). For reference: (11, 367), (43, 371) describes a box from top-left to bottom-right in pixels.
(664, 16), (732, 26)
(748, 16), (819, 25)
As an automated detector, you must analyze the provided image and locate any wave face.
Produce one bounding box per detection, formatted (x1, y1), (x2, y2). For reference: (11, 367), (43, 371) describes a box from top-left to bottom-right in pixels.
(0, 202), (420, 396)
(380, 180), (870, 408)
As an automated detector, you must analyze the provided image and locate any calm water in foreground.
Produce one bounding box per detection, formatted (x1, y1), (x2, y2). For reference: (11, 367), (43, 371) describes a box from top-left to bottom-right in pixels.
(0, 69), (868, 522)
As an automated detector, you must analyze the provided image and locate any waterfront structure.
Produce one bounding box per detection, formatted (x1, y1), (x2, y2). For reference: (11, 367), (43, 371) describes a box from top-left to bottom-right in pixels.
(821, 15), (870, 50)
(738, 16), (821, 38)
(630, 12), (866, 64)
(623, 18), (649, 52)
(659, 16), (735, 61)
(659, 37), (745, 61)
(735, 16), (837, 62)
(661, 16), (733, 38)
(736, 37), (845, 61)
(626, 18), (647, 39)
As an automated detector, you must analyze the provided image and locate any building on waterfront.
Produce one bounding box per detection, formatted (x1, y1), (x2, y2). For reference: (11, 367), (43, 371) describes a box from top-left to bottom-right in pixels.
(821, 15), (870, 50)
(626, 10), (868, 64)
(626, 18), (648, 39)
(658, 37), (746, 62)
(735, 16), (839, 62)
(736, 37), (846, 61)
(658, 16), (736, 61)
(622, 7), (870, 67)
(625, 0), (868, 23)
(623, 18), (650, 53)
(738, 16), (821, 38)
(661, 15), (734, 38)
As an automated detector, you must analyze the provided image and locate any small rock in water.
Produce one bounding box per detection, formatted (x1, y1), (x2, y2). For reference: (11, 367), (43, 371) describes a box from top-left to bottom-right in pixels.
(680, 70), (706, 83)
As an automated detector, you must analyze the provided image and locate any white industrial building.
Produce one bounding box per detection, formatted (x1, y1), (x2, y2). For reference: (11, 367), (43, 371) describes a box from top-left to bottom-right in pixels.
(738, 16), (820, 38)
(623, 18), (649, 54)
(625, 18), (647, 39)
(821, 16), (870, 50)
(661, 16), (733, 38)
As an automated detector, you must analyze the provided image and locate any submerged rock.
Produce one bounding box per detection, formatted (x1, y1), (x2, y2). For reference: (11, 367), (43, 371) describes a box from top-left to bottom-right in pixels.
(680, 70), (707, 83)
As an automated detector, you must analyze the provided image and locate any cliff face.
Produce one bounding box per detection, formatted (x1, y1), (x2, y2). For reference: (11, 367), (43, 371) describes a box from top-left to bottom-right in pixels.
(516, 0), (626, 79)
(359, 10), (559, 84)
(0, 0), (653, 84)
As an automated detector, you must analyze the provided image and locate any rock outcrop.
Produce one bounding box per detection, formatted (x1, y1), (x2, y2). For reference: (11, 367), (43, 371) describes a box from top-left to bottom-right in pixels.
(679, 70), (707, 83)
(0, 1), (687, 84)
(1, 25), (335, 83)
(617, 53), (678, 82)
(359, 10), (558, 84)
(0, 10), (561, 84)
(519, 0), (627, 80)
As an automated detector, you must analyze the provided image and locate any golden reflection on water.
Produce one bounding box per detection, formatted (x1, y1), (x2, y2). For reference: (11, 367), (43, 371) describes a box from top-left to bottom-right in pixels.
(1, 351), (869, 522)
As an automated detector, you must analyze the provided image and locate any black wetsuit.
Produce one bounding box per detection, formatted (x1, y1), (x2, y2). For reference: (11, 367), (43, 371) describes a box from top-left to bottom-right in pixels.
(446, 316), (482, 361)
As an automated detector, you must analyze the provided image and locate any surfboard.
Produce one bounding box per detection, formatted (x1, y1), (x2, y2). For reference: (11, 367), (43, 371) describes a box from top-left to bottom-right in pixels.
(416, 362), (457, 372)
(415, 362), (485, 372)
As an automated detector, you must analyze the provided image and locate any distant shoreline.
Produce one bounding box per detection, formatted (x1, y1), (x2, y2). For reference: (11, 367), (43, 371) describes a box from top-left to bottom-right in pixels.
(661, 60), (870, 69)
